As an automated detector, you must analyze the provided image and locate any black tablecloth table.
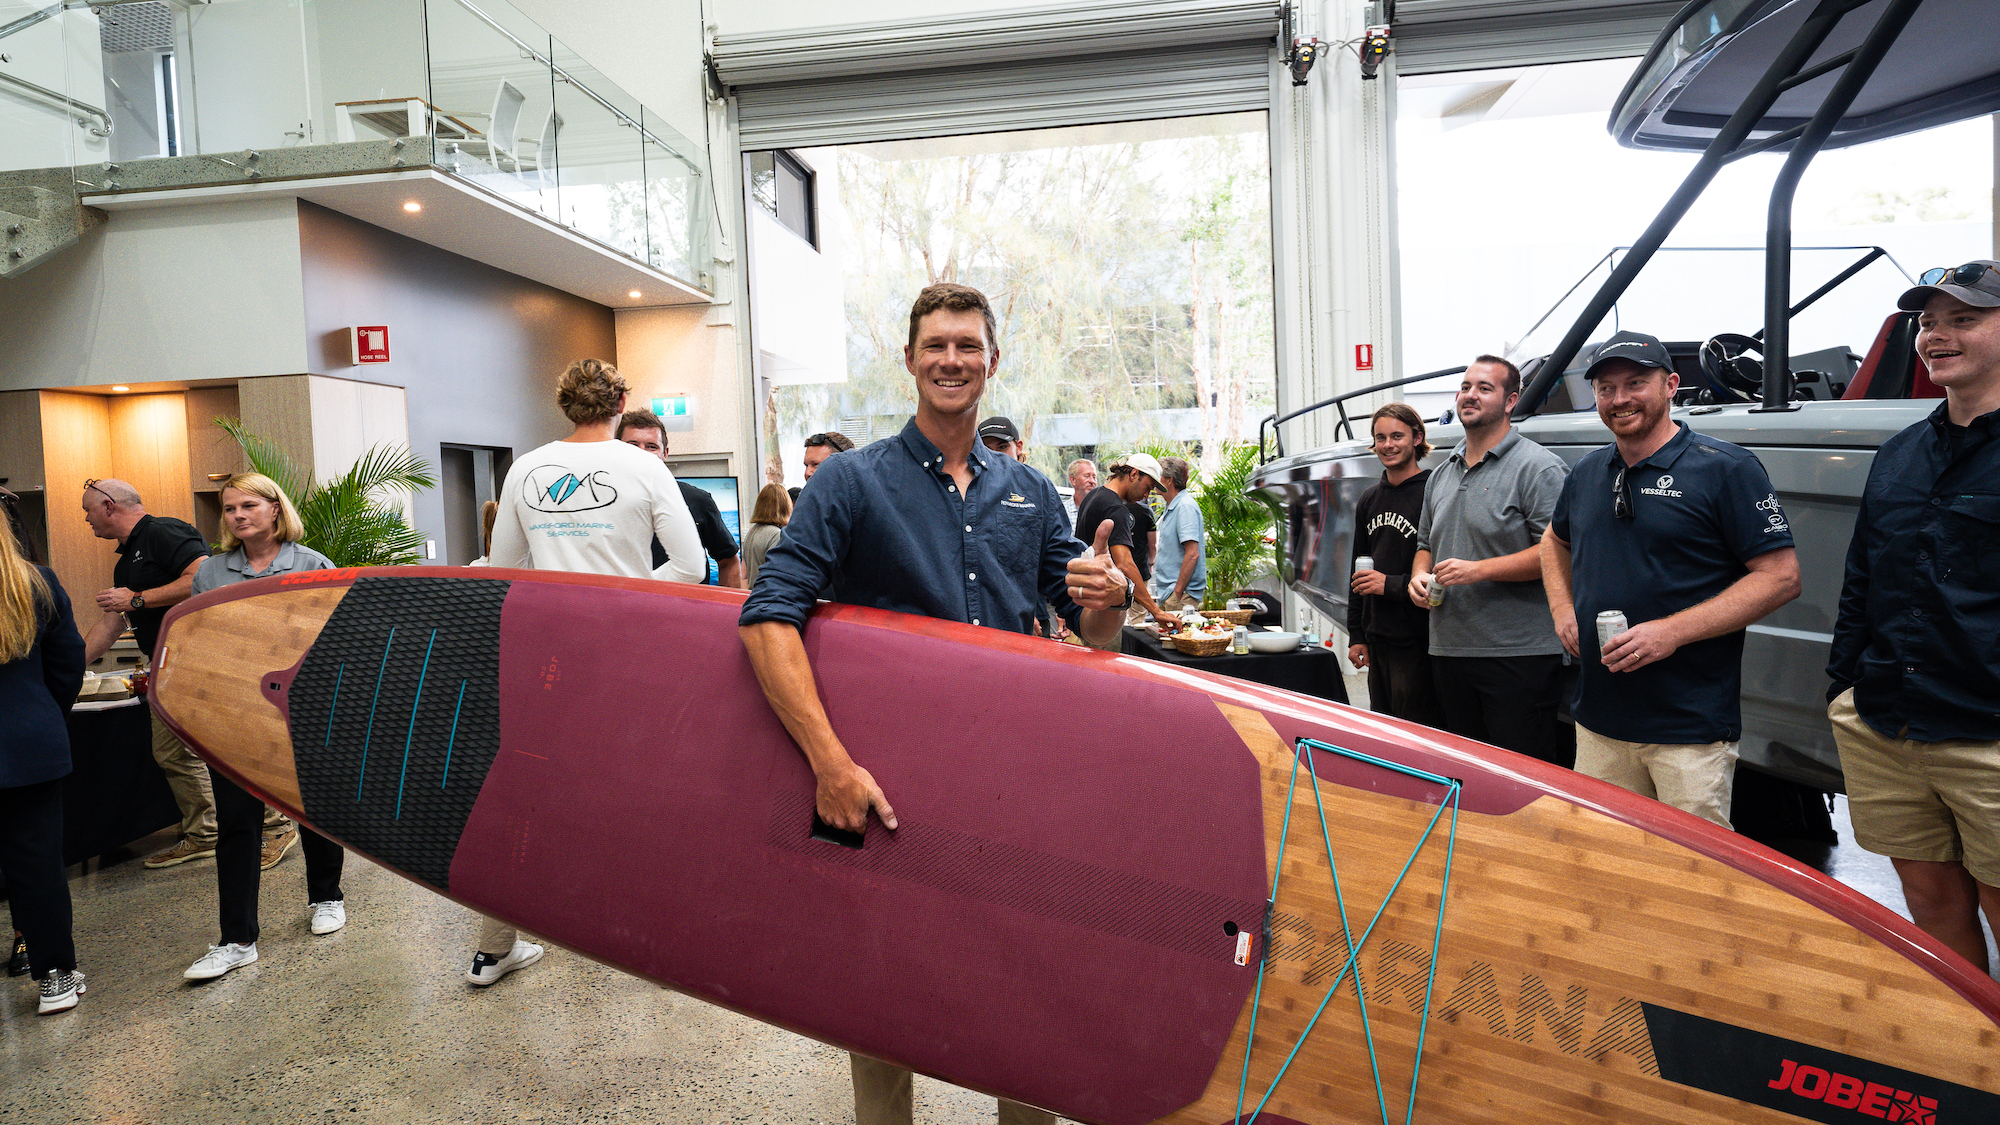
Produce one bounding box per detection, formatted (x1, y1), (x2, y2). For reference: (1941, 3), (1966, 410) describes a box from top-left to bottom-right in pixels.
(1120, 627), (1349, 704)
(62, 696), (180, 865)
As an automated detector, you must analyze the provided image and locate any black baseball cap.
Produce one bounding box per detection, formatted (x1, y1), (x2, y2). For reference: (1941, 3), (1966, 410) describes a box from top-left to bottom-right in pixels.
(977, 416), (1021, 443)
(1897, 260), (2000, 311)
(1584, 331), (1673, 379)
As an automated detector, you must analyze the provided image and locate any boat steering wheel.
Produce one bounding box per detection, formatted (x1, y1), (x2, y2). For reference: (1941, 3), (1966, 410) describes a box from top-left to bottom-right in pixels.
(1699, 333), (1765, 402)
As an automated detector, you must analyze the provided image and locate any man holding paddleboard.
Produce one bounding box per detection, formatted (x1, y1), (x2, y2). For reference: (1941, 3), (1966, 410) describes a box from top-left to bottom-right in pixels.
(739, 282), (1132, 1125)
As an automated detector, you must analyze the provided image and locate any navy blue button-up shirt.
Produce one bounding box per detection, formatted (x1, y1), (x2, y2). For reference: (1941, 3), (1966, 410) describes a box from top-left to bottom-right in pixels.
(1551, 422), (1794, 744)
(739, 421), (1088, 635)
(1829, 402), (2000, 741)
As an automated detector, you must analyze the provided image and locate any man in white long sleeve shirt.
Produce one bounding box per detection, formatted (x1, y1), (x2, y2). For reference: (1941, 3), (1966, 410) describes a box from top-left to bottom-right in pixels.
(487, 360), (705, 584)
(465, 358), (704, 989)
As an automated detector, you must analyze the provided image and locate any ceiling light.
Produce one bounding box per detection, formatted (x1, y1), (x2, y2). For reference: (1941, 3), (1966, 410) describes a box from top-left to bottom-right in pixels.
(111, 385), (130, 392)
(628, 290), (643, 299)
(403, 201), (422, 213)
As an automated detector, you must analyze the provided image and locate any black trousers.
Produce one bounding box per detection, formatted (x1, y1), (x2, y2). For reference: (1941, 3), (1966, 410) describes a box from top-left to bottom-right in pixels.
(0, 778), (74, 979)
(214, 773), (343, 946)
(1431, 653), (1572, 769)
(1363, 636), (1444, 728)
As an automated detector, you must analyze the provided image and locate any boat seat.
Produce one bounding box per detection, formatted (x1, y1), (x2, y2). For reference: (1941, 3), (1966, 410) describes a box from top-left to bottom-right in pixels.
(1841, 312), (1941, 400)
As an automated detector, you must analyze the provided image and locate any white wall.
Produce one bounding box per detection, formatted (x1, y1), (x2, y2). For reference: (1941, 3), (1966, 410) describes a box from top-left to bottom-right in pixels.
(0, 196), (309, 390)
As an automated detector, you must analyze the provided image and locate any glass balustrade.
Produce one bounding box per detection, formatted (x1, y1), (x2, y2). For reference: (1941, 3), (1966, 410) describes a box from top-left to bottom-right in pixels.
(0, 0), (710, 292)
(0, 0), (95, 277)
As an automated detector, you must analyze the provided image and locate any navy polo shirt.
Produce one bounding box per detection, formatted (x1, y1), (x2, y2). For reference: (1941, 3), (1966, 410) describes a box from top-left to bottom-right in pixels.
(1550, 422), (1794, 744)
(740, 420), (1089, 636)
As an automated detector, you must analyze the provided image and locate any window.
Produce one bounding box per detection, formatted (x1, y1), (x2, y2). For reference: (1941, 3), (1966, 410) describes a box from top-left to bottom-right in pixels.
(744, 150), (817, 247)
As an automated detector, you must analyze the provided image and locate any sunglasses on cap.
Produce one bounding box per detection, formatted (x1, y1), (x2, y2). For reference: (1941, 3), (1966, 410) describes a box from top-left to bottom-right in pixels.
(1919, 262), (1999, 288)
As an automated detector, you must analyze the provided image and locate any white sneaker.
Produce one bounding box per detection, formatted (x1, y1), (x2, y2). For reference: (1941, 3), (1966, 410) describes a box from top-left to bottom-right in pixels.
(308, 901), (346, 935)
(184, 942), (258, 980)
(465, 939), (543, 987)
(37, 969), (86, 1015)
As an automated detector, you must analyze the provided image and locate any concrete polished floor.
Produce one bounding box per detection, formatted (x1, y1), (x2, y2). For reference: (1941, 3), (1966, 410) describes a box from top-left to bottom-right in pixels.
(1, 828), (1054, 1125)
(4, 803), (1992, 1124)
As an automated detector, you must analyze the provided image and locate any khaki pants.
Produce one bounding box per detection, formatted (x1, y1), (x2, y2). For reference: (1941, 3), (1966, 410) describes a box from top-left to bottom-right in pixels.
(1158, 592), (1198, 614)
(1830, 688), (2000, 884)
(476, 915), (521, 957)
(151, 715), (287, 847)
(850, 1055), (1054, 1125)
(1575, 722), (1736, 829)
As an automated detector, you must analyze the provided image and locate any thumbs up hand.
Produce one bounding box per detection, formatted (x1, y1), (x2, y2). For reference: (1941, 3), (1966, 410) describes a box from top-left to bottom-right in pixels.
(1066, 519), (1131, 611)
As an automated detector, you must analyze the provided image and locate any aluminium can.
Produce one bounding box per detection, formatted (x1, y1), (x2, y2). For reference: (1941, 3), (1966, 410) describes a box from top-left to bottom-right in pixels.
(1596, 610), (1629, 649)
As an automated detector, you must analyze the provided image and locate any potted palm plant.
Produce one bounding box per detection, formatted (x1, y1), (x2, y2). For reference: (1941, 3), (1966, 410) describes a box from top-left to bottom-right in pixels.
(219, 419), (436, 567)
(1196, 442), (1278, 612)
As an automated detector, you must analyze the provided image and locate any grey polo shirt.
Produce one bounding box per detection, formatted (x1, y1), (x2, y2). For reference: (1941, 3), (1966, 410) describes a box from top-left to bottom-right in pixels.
(1416, 428), (1568, 658)
(191, 540), (337, 595)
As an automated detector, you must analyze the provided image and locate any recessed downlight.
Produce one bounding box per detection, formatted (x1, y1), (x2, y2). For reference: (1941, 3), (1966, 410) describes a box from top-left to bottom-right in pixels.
(403, 201), (422, 213)
(628, 290), (643, 299)
(111, 385), (130, 392)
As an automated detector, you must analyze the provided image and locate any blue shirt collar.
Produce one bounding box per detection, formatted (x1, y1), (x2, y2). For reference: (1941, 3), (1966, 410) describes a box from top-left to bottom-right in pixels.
(896, 418), (996, 480)
(1620, 420), (1693, 472)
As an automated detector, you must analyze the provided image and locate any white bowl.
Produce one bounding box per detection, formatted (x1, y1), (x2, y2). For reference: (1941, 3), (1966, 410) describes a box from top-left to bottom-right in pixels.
(1246, 631), (1302, 654)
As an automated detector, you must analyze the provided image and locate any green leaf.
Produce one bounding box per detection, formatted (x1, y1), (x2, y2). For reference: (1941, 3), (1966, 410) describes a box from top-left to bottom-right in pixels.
(220, 420), (435, 569)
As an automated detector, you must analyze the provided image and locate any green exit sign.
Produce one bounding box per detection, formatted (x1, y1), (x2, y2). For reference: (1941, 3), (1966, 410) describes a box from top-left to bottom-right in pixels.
(651, 395), (693, 432)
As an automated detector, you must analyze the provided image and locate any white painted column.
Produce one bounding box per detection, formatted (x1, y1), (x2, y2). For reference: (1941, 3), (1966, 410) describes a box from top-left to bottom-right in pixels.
(1269, 0), (1400, 646)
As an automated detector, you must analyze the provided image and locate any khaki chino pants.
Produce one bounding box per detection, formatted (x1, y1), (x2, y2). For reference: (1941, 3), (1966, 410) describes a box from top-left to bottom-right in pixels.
(1574, 721), (1737, 829)
(850, 1054), (1054, 1125)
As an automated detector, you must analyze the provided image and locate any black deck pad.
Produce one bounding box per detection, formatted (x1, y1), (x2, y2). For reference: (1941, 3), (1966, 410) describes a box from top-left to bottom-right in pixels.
(286, 576), (509, 890)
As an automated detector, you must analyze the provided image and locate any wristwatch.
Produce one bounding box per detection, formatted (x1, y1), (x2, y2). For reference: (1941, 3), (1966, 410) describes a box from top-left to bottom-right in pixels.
(129, 592), (146, 611)
(1112, 573), (1135, 610)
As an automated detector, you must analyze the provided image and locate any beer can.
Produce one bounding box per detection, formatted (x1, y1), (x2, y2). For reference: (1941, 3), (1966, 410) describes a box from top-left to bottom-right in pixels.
(1427, 579), (1445, 608)
(1354, 555), (1374, 573)
(1596, 610), (1628, 649)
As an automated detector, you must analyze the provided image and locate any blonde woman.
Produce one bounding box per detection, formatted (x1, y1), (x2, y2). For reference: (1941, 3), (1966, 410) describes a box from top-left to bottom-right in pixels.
(740, 484), (791, 589)
(0, 510), (86, 1013)
(180, 473), (345, 982)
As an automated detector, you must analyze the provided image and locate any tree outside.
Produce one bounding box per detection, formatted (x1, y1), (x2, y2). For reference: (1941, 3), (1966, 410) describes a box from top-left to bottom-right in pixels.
(762, 115), (1275, 483)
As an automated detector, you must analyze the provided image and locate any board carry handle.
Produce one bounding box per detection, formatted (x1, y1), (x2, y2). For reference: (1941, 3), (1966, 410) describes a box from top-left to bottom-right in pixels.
(810, 813), (866, 850)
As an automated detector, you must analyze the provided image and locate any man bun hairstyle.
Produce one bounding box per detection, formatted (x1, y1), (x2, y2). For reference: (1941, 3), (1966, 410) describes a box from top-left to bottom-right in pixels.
(617, 408), (666, 441)
(1369, 402), (1433, 459)
(1473, 354), (1522, 398)
(556, 359), (628, 425)
(907, 282), (999, 352)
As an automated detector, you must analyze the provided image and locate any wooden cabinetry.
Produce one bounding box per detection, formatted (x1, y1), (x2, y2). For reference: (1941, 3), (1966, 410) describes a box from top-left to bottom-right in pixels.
(0, 390), (45, 492)
(185, 385), (245, 492)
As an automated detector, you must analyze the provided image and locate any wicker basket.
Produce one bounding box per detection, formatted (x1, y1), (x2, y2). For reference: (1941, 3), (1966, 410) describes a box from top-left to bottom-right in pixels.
(1206, 608), (1256, 627)
(1172, 632), (1232, 657)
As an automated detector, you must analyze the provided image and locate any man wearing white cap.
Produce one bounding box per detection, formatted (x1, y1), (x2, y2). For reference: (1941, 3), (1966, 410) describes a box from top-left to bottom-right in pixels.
(1074, 453), (1172, 641)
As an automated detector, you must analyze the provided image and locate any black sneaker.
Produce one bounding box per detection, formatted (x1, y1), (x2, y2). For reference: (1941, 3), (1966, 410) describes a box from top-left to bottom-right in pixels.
(37, 969), (85, 1015)
(6, 933), (25, 977)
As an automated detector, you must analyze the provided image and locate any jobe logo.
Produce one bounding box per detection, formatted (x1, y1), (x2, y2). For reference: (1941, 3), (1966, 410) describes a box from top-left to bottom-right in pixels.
(523, 465), (619, 513)
(1767, 1059), (1937, 1123)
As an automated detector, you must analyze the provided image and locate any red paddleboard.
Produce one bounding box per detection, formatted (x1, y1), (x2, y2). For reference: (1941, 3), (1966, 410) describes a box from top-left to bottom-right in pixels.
(152, 568), (2000, 1125)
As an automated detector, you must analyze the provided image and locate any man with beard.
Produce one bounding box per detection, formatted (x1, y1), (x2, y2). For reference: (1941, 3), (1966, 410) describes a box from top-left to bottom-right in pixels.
(1348, 403), (1442, 725)
(1408, 356), (1571, 763)
(1826, 263), (2000, 969)
(1542, 332), (1800, 827)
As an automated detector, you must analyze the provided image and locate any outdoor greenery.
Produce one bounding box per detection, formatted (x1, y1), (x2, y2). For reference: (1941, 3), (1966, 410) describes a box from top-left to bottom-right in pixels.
(769, 119), (1274, 483)
(219, 419), (436, 568)
(1194, 442), (1276, 611)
